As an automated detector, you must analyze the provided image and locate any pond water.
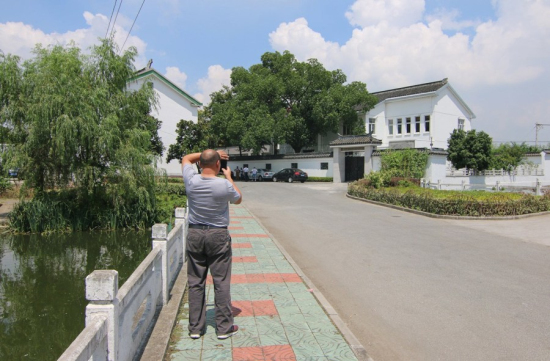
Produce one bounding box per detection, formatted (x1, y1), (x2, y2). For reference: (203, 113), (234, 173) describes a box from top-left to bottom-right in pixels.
(0, 229), (152, 361)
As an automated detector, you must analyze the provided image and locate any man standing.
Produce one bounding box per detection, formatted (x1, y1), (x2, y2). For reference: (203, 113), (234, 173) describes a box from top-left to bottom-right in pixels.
(251, 167), (258, 181)
(243, 165), (249, 182)
(182, 149), (242, 340)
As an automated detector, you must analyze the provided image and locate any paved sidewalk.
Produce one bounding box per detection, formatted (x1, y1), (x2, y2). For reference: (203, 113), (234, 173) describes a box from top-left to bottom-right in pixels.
(167, 204), (359, 361)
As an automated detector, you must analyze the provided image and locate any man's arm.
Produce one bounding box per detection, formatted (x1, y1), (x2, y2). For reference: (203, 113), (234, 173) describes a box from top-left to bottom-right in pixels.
(182, 152), (201, 166)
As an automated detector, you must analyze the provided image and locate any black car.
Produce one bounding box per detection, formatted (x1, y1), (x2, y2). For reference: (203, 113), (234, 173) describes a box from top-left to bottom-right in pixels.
(272, 168), (308, 183)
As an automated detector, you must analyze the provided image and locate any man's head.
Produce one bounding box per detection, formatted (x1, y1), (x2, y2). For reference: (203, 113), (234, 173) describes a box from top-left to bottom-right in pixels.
(199, 149), (220, 170)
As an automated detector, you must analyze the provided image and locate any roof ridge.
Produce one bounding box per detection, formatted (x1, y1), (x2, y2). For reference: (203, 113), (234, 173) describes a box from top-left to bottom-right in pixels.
(372, 78), (448, 95)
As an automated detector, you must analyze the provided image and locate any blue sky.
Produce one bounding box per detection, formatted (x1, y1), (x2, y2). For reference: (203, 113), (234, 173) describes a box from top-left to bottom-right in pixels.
(1, 0), (549, 145)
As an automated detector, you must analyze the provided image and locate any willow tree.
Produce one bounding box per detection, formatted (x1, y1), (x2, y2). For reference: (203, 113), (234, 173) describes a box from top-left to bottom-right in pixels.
(209, 51), (377, 154)
(1, 39), (161, 231)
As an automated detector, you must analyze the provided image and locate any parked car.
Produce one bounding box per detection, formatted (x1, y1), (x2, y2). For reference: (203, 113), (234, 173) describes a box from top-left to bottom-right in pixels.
(8, 168), (19, 178)
(251, 168), (274, 181)
(272, 168), (308, 183)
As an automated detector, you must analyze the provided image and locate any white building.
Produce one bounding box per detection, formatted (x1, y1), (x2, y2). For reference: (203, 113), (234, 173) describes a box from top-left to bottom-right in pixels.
(362, 78), (476, 150)
(127, 65), (202, 176)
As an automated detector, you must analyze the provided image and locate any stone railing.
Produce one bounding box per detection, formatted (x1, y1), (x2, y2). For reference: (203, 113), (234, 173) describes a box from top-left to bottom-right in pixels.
(58, 208), (188, 361)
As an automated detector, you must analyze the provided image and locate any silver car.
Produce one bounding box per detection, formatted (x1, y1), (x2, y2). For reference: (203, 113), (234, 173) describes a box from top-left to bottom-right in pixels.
(249, 168), (274, 181)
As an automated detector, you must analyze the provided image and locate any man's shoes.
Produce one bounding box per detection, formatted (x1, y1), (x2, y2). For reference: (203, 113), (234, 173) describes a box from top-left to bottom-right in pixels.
(217, 325), (239, 339)
(189, 333), (201, 339)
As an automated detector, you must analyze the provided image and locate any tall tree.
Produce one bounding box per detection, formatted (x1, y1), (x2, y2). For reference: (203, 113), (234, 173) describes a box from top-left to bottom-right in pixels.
(1, 39), (161, 230)
(447, 129), (493, 171)
(210, 51), (377, 154)
(166, 109), (215, 163)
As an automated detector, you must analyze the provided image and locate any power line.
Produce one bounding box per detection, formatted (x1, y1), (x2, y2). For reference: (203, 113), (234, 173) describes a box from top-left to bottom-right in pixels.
(120, 0), (147, 54)
(109, 0), (124, 39)
(105, 0), (118, 38)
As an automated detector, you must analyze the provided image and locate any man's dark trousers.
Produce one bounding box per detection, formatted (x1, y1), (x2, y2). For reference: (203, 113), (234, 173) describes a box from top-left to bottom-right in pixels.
(187, 228), (233, 335)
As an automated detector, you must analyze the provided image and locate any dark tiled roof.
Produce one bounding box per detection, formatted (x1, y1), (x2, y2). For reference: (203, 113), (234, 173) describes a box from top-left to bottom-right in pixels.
(371, 78), (448, 104)
(228, 152), (332, 161)
(372, 148), (448, 156)
(329, 134), (382, 146)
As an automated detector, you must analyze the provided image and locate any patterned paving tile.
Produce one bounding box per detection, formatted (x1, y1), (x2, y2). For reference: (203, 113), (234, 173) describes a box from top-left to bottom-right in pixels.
(233, 256), (258, 263)
(232, 243), (253, 248)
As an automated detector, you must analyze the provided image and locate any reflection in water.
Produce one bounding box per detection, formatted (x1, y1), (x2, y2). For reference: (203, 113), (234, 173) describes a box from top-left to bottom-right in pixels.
(0, 230), (151, 361)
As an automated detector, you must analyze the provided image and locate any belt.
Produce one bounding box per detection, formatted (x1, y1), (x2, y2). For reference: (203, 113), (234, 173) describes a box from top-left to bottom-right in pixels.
(189, 224), (227, 230)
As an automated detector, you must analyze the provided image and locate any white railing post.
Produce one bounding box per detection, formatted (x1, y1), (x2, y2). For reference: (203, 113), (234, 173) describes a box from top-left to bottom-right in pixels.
(536, 178), (542, 196)
(438, 179), (442, 190)
(85, 270), (119, 361)
(420, 178), (425, 188)
(496, 181), (500, 191)
(175, 207), (187, 264)
(461, 179), (465, 191)
(152, 224), (169, 305)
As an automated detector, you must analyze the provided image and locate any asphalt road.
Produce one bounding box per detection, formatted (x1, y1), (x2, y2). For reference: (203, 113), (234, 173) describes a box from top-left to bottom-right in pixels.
(237, 181), (550, 361)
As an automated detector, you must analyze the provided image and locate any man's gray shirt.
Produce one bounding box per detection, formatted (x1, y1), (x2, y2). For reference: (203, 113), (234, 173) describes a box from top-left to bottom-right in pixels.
(183, 164), (241, 227)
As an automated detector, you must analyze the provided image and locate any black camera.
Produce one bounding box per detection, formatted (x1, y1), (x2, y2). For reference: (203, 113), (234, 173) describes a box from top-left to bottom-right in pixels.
(220, 159), (228, 170)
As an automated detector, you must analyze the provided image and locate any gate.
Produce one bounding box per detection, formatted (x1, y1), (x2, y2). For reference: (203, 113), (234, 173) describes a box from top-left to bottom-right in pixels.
(345, 153), (364, 182)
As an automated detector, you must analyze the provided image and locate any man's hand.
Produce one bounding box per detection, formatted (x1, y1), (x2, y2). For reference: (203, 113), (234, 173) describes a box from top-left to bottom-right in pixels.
(217, 150), (229, 160)
(222, 167), (233, 180)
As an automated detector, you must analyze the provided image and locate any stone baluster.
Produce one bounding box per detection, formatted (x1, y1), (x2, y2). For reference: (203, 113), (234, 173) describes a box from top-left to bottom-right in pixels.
(85, 270), (119, 361)
(152, 224), (169, 305)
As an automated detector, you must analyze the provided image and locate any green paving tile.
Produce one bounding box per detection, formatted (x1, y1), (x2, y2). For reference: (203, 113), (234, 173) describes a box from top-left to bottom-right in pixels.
(231, 334), (262, 348)
(201, 348), (232, 360)
(234, 316), (257, 326)
(168, 349), (202, 361)
(280, 314), (308, 324)
(259, 330), (290, 346)
(175, 335), (204, 351)
(307, 321), (338, 334)
(274, 299), (300, 308)
(290, 334), (325, 357)
(320, 344), (358, 361)
(295, 357), (330, 361)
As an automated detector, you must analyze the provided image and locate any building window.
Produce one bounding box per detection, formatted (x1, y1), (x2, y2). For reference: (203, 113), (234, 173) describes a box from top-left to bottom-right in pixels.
(397, 118), (402, 134)
(458, 118), (465, 130)
(291, 163), (298, 169)
(406, 118), (411, 134)
(424, 115), (430, 132)
(266, 163), (271, 170)
(388, 119), (394, 135)
(368, 118), (376, 134)
(320, 162), (328, 170)
(415, 116), (421, 133)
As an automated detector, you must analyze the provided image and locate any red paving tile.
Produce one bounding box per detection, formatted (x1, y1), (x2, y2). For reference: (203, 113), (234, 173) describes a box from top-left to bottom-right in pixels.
(231, 234), (270, 238)
(263, 345), (296, 360)
(233, 256), (258, 263)
(252, 300), (278, 316)
(232, 300), (278, 317)
(233, 346), (265, 360)
(232, 301), (254, 316)
(207, 273), (301, 285)
(230, 220), (242, 224)
(232, 243), (253, 248)
(229, 226), (245, 230)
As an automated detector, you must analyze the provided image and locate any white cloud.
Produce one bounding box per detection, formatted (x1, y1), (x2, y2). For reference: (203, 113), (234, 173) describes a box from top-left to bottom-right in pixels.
(269, 0), (550, 142)
(345, 0), (425, 28)
(164, 66), (188, 89)
(0, 12), (148, 68)
(193, 65), (232, 105)
(425, 8), (479, 31)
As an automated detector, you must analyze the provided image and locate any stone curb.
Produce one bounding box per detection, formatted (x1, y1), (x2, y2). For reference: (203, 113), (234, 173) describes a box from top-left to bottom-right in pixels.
(242, 203), (374, 361)
(346, 193), (550, 220)
(141, 264), (188, 361)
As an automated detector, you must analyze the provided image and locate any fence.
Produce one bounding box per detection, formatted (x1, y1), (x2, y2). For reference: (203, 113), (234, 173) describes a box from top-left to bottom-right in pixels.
(422, 178), (546, 195)
(446, 168), (544, 177)
(58, 208), (188, 361)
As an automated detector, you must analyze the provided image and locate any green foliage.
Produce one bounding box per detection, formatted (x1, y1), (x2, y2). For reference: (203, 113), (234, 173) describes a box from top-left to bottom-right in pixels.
(348, 182), (550, 216)
(2, 39), (163, 232)
(447, 129), (492, 171)
(209, 51), (377, 154)
(0, 177), (12, 194)
(380, 149), (429, 179)
(364, 171), (390, 189)
(490, 142), (541, 171)
(166, 110), (214, 163)
(306, 177), (333, 182)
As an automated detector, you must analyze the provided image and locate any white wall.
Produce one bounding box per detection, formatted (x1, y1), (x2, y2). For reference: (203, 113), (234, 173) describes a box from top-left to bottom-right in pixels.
(228, 157), (333, 178)
(365, 85), (473, 151)
(127, 76), (199, 176)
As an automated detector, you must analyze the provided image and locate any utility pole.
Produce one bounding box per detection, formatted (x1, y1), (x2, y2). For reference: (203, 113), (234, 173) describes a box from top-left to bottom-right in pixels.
(535, 123), (550, 147)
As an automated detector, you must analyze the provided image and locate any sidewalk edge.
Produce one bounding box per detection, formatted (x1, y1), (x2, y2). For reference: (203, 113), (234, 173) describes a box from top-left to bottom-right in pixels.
(241, 203), (374, 361)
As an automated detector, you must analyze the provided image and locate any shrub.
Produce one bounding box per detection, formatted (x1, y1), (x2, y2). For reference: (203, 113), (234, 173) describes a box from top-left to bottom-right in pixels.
(348, 181), (550, 216)
(307, 177), (333, 182)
